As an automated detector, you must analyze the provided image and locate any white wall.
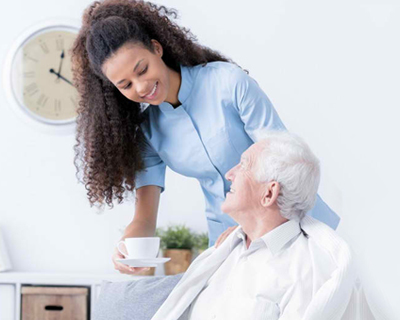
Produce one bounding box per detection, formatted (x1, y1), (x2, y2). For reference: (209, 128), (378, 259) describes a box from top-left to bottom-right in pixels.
(0, 0), (399, 318)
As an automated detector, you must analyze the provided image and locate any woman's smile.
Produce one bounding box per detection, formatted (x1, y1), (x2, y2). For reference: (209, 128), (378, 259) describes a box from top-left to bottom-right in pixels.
(142, 81), (159, 100)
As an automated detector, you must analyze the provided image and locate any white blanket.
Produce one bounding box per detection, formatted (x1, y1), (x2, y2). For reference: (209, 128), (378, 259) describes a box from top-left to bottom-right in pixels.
(152, 216), (356, 320)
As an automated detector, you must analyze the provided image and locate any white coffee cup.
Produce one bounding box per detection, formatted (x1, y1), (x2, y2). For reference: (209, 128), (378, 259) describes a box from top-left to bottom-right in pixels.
(117, 237), (160, 259)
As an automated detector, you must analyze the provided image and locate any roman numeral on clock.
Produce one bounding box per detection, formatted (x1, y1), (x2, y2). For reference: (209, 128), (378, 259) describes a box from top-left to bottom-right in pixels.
(56, 38), (64, 51)
(37, 94), (49, 107)
(23, 71), (35, 78)
(39, 41), (49, 54)
(70, 96), (77, 107)
(23, 54), (38, 63)
(25, 83), (38, 96)
(54, 99), (61, 114)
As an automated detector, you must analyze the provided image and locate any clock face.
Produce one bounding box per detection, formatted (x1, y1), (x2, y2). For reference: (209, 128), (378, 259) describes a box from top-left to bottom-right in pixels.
(10, 28), (78, 124)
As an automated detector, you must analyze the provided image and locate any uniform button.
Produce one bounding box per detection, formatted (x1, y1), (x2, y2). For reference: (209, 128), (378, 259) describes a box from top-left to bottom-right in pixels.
(212, 315), (216, 319)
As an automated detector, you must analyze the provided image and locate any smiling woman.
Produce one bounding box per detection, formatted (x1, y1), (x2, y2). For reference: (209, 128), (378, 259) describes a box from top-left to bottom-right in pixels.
(72, 0), (231, 207)
(71, 0), (340, 276)
(101, 41), (181, 106)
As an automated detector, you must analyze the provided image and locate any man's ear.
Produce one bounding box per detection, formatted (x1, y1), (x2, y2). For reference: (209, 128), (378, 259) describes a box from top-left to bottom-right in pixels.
(151, 39), (163, 57)
(261, 181), (280, 207)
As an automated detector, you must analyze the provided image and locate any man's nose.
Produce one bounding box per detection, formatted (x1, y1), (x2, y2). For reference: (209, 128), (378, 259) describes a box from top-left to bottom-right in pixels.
(225, 165), (237, 181)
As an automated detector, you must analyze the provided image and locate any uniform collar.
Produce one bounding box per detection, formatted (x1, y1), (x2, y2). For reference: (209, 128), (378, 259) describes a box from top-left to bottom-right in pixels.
(231, 220), (301, 256)
(159, 65), (193, 113)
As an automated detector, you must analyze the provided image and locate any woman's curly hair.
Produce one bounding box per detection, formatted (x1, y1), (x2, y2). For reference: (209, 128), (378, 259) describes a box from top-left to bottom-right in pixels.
(72, 0), (232, 207)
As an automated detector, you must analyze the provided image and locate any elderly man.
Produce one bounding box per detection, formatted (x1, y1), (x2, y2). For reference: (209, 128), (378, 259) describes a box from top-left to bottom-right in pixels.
(152, 131), (355, 320)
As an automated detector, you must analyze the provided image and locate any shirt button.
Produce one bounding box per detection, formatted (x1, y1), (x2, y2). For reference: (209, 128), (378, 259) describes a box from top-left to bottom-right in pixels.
(212, 315), (216, 319)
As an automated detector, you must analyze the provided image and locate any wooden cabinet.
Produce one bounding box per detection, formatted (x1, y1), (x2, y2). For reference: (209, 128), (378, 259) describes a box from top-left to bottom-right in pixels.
(0, 272), (139, 320)
(21, 286), (89, 320)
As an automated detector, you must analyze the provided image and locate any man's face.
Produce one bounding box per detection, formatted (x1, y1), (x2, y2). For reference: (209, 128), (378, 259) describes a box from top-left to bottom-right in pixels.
(221, 143), (266, 219)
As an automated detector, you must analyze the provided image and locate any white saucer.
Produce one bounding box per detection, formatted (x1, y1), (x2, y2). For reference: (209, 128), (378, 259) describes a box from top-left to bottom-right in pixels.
(116, 257), (171, 267)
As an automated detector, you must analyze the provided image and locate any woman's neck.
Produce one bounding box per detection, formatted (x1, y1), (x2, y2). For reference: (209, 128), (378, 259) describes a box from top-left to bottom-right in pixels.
(165, 67), (182, 107)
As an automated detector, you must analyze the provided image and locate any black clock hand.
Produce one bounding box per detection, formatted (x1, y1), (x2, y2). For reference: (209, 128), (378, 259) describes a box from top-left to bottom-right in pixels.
(57, 50), (65, 76)
(49, 68), (73, 86)
(58, 73), (73, 86)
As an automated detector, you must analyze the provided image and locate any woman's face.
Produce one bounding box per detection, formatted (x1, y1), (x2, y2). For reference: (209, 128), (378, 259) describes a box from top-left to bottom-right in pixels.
(102, 40), (171, 105)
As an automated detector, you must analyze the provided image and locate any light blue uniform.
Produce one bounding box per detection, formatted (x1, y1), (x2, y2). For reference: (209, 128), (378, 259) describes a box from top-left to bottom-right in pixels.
(136, 62), (340, 246)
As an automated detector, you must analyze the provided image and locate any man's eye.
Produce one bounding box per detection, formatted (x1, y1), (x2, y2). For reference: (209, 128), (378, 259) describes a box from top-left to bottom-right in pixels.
(124, 83), (131, 90)
(139, 66), (148, 75)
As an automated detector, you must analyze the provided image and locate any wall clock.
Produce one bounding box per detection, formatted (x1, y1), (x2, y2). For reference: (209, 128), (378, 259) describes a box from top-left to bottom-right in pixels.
(3, 20), (80, 129)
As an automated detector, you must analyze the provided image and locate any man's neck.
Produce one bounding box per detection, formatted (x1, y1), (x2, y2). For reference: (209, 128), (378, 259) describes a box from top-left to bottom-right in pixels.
(240, 211), (288, 248)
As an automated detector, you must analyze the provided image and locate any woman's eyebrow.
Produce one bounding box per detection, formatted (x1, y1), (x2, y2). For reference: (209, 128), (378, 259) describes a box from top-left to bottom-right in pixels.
(133, 59), (144, 72)
(116, 59), (144, 85)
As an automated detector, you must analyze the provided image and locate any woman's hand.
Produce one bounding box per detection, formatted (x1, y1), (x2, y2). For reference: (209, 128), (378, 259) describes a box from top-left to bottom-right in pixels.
(214, 226), (238, 248)
(112, 186), (161, 275)
(112, 246), (150, 275)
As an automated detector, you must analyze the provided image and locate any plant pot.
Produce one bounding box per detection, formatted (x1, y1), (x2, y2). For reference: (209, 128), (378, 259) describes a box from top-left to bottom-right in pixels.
(163, 249), (192, 275)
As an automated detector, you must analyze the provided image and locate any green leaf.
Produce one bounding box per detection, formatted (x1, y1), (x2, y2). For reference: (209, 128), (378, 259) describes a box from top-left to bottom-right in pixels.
(193, 232), (209, 250)
(156, 225), (196, 250)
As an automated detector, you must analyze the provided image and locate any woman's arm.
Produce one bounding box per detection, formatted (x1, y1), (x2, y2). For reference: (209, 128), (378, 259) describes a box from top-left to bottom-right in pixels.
(124, 185), (161, 237)
(112, 185), (161, 274)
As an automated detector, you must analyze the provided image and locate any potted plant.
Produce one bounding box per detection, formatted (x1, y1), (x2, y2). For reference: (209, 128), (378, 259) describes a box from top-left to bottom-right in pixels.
(193, 232), (209, 256)
(157, 225), (195, 275)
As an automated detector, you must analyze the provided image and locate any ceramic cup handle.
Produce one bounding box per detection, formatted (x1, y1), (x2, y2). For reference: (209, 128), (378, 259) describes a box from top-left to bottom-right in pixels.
(117, 240), (128, 257)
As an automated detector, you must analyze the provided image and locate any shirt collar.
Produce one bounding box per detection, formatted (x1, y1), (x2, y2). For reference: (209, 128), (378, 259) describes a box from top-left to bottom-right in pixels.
(159, 65), (193, 112)
(230, 220), (302, 256)
(229, 226), (246, 252)
(261, 220), (301, 255)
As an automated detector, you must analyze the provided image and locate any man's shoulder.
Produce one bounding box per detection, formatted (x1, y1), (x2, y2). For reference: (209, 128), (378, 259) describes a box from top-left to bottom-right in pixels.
(301, 216), (350, 246)
(301, 216), (353, 267)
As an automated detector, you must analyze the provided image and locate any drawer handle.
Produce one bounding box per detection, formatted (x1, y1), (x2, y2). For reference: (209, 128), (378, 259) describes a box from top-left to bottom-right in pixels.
(45, 305), (64, 311)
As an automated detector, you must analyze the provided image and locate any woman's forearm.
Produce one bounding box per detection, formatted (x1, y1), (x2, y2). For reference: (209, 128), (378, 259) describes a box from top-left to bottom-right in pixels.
(120, 185), (161, 240)
(121, 217), (156, 239)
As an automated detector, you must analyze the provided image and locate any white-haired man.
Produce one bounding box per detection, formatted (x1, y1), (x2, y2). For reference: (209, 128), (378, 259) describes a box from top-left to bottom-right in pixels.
(152, 131), (355, 320)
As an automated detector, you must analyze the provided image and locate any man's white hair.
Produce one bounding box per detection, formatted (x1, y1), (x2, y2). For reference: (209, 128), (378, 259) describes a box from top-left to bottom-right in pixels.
(253, 130), (320, 221)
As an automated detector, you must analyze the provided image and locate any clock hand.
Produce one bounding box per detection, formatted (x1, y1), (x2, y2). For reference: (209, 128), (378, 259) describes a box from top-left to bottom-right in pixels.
(57, 50), (65, 76)
(58, 73), (73, 86)
(49, 68), (73, 86)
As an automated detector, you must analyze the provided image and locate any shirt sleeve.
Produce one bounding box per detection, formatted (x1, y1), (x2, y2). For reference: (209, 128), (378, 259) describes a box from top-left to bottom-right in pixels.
(308, 194), (340, 230)
(231, 67), (340, 230)
(231, 67), (286, 141)
(135, 138), (166, 192)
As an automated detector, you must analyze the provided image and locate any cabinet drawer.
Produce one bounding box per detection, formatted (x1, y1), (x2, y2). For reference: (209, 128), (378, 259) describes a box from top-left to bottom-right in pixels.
(21, 286), (89, 320)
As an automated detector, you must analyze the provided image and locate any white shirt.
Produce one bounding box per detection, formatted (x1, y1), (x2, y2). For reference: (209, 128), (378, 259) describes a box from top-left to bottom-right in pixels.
(187, 220), (337, 320)
(151, 216), (355, 320)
